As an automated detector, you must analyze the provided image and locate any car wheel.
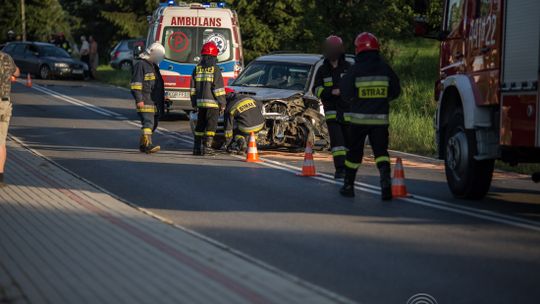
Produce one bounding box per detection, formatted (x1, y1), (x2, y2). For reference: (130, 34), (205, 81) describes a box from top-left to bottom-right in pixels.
(39, 65), (51, 79)
(444, 109), (494, 199)
(120, 61), (132, 71)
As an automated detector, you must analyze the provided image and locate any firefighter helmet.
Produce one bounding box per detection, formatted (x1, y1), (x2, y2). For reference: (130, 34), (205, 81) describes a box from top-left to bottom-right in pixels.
(325, 35), (343, 46)
(201, 41), (219, 57)
(354, 32), (380, 54)
(147, 42), (166, 63)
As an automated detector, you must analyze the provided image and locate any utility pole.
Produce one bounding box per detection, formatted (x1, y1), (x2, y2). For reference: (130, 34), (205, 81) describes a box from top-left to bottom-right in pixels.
(21, 0), (27, 41)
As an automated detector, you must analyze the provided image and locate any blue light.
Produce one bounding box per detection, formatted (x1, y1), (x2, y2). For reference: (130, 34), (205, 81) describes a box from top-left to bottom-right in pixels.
(167, 0), (175, 6)
(202, 2), (226, 8)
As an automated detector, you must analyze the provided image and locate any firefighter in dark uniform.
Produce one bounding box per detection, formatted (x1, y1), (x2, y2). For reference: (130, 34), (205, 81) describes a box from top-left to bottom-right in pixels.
(191, 41), (226, 156)
(130, 42), (166, 154)
(222, 90), (265, 155)
(339, 32), (401, 200)
(312, 35), (351, 179)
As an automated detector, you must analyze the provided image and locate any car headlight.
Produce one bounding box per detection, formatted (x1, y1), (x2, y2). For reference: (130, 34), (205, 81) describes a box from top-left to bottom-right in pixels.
(54, 62), (69, 68)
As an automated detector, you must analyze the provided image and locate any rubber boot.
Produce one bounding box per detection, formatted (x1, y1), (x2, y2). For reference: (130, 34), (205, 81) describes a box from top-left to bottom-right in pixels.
(193, 136), (203, 156)
(379, 162), (392, 201)
(339, 169), (356, 197)
(203, 137), (216, 156)
(236, 136), (247, 156)
(140, 134), (160, 154)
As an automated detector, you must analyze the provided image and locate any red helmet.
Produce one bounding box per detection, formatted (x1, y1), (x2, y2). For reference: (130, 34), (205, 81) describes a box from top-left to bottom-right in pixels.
(354, 32), (380, 54)
(201, 41), (219, 57)
(325, 35), (343, 46)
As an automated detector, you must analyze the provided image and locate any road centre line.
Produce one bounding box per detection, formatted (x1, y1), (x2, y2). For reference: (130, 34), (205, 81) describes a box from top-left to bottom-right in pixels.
(21, 83), (540, 233)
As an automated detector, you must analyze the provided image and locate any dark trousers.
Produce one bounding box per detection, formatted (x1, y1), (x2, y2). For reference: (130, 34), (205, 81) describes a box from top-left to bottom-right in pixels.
(137, 102), (157, 135)
(345, 125), (390, 175)
(195, 108), (219, 137)
(327, 120), (349, 170)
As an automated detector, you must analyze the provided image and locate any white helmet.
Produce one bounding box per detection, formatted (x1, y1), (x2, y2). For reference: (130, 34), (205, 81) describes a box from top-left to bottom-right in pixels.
(146, 42), (166, 64)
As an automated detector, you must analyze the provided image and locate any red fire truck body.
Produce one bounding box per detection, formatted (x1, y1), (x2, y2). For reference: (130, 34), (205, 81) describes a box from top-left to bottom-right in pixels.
(416, 0), (540, 199)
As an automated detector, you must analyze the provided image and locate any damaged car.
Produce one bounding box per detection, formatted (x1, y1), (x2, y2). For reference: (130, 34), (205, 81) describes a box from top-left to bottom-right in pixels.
(190, 53), (354, 150)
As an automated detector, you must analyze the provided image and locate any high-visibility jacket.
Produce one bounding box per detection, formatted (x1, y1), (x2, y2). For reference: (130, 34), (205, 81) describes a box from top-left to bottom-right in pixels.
(312, 56), (351, 122)
(223, 95), (265, 139)
(340, 51), (400, 125)
(190, 58), (226, 109)
(130, 59), (165, 114)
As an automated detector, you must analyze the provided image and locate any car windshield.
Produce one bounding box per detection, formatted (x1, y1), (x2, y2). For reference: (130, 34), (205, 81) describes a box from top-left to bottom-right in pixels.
(39, 45), (70, 58)
(233, 61), (311, 90)
(162, 26), (233, 63)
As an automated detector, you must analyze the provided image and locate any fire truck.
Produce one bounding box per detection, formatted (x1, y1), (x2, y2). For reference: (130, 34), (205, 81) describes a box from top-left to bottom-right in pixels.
(414, 0), (540, 199)
(148, 1), (243, 113)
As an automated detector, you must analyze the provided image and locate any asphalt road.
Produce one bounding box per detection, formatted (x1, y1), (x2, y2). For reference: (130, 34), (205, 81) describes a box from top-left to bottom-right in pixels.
(8, 79), (540, 304)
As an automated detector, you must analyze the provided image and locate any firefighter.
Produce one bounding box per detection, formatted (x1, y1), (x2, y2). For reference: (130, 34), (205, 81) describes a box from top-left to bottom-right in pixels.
(339, 32), (401, 200)
(222, 90), (265, 155)
(130, 42), (166, 154)
(191, 41), (226, 156)
(312, 35), (351, 179)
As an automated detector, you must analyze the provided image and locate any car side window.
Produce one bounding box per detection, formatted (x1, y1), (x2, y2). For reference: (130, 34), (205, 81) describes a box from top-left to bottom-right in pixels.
(445, 0), (464, 33)
(2, 44), (15, 53)
(12, 44), (26, 55)
(25, 45), (38, 56)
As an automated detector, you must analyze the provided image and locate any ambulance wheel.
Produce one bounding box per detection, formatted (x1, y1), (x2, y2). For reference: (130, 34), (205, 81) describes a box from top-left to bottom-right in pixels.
(444, 110), (494, 199)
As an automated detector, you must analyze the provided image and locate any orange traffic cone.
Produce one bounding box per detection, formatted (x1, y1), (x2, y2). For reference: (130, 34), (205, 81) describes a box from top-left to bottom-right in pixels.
(392, 157), (411, 197)
(298, 142), (317, 177)
(26, 74), (32, 87)
(10, 75), (16, 83)
(246, 132), (262, 163)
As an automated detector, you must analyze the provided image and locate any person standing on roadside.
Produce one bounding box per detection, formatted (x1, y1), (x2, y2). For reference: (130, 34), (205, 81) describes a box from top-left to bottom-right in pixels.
(89, 35), (98, 79)
(312, 35), (351, 179)
(80, 36), (90, 73)
(130, 42), (166, 154)
(0, 51), (20, 187)
(339, 32), (401, 200)
(190, 41), (226, 156)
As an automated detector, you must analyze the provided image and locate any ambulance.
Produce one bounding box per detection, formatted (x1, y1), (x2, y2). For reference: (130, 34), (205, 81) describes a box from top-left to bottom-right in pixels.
(147, 1), (244, 112)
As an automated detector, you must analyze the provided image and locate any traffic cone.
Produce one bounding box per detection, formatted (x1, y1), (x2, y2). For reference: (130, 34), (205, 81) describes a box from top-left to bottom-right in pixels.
(392, 157), (411, 197)
(298, 142), (317, 177)
(26, 74), (32, 88)
(246, 132), (262, 163)
(10, 75), (16, 83)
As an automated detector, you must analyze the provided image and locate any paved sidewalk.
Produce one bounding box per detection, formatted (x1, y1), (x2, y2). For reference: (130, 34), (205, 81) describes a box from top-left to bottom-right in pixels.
(0, 138), (350, 304)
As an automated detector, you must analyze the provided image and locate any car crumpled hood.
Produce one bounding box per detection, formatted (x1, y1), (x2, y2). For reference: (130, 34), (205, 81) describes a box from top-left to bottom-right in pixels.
(228, 86), (303, 101)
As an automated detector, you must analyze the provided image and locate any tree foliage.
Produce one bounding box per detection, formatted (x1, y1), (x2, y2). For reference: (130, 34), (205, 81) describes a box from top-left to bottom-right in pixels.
(0, 0), (442, 62)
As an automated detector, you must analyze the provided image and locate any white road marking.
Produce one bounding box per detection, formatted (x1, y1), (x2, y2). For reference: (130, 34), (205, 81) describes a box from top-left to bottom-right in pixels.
(17, 83), (540, 233)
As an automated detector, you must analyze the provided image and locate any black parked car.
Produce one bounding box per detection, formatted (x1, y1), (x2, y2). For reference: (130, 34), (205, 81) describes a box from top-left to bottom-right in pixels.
(2, 41), (88, 80)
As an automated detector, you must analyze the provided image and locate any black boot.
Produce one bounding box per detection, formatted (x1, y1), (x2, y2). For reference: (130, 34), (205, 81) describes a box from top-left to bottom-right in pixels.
(379, 162), (392, 201)
(203, 137), (216, 156)
(236, 136), (247, 155)
(139, 134), (160, 154)
(193, 136), (203, 156)
(334, 167), (345, 179)
(339, 169), (356, 197)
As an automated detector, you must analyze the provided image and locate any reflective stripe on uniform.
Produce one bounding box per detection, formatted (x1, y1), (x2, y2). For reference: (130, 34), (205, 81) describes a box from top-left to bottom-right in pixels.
(323, 77), (333, 87)
(195, 73), (214, 82)
(331, 146), (347, 157)
(344, 113), (389, 125)
(355, 76), (389, 99)
(345, 160), (360, 169)
(194, 131), (205, 136)
(197, 99), (219, 108)
(225, 130), (233, 138)
(239, 122), (265, 133)
(137, 105), (156, 113)
(315, 86), (324, 98)
(190, 88), (196, 96)
(325, 110), (337, 120)
(142, 128), (152, 135)
(375, 156), (390, 164)
(205, 131), (216, 136)
(213, 87), (226, 96)
(144, 73), (156, 81)
(130, 82), (142, 90)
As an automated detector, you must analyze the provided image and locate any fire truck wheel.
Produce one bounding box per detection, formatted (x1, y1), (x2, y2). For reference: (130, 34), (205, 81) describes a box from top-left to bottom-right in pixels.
(444, 111), (494, 199)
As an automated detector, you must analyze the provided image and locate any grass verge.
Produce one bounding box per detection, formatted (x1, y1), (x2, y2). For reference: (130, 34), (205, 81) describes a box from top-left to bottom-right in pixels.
(96, 65), (131, 89)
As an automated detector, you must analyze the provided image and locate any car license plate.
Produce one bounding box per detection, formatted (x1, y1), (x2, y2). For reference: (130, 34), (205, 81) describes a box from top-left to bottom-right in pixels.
(72, 69), (83, 74)
(166, 90), (189, 99)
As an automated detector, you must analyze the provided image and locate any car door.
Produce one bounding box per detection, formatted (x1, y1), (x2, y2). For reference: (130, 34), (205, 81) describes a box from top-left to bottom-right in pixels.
(23, 44), (41, 75)
(9, 43), (28, 72)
